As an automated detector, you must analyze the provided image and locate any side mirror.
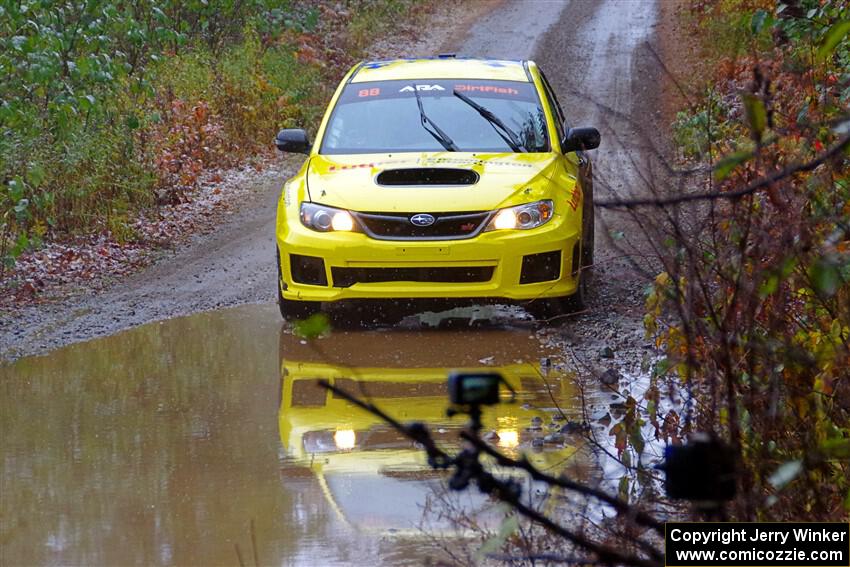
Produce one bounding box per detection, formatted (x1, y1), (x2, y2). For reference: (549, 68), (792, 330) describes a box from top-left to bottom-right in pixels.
(561, 127), (600, 153)
(275, 128), (311, 154)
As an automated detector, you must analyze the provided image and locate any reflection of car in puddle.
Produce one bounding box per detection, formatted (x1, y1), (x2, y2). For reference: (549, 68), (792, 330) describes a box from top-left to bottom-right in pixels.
(278, 327), (579, 533)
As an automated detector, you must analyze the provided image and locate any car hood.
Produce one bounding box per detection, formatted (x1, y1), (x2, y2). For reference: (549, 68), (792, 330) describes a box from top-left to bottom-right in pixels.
(305, 152), (559, 212)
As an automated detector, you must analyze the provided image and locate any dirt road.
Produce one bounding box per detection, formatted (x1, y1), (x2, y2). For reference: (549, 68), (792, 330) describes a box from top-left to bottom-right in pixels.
(1, 3), (672, 563)
(1, 0), (666, 362)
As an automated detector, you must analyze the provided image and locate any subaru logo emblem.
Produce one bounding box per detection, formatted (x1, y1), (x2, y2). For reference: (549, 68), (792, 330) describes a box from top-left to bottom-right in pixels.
(410, 213), (436, 227)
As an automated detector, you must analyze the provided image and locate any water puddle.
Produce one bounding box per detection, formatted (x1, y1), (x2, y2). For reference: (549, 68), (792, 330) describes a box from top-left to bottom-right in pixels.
(1, 304), (593, 566)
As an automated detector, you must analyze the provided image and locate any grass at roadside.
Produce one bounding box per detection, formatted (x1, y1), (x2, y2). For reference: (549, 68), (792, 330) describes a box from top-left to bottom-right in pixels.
(0, 0), (434, 283)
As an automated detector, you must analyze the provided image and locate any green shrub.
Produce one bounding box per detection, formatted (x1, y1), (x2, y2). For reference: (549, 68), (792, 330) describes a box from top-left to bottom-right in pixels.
(1, 0), (426, 272)
(671, 91), (741, 158)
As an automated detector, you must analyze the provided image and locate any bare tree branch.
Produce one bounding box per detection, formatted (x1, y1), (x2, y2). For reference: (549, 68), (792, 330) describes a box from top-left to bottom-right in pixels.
(461, 432), (665, 535)
(595, 132), (850, 208)
(318, 380), (665, 567)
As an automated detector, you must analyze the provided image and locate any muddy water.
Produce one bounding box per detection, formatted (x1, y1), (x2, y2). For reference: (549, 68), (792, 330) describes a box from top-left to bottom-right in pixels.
(1, 304), (590, 566)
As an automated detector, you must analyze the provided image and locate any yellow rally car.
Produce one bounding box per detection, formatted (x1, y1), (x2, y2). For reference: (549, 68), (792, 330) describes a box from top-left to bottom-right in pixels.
(277, 329), (583, 534)
(274, 56), (600, 320)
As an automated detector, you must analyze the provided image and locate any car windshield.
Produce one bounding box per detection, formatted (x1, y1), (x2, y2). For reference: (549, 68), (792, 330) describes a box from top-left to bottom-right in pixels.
(320, 79), (550, 154)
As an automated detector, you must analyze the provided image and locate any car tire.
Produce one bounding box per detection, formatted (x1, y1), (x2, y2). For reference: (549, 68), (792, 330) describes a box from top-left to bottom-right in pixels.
(276, 248), (321, 320)
(527, 290), (585, 323)
(581, 213), (595, 272)
(562, 269), (588, 312)
(581, 173), (595, 272)
(527, 252), (588, 323)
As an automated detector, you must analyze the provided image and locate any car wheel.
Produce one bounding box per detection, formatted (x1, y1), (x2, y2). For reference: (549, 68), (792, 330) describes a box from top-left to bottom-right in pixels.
(525, 275), (587, 325)
(581, 178), (595, 272)
(562, 269), (587, 312)
(582, 217), (595, 273)
(577, 213), (594, 307)
(276, 248), (321, 320)
(527, 268), (587, 323)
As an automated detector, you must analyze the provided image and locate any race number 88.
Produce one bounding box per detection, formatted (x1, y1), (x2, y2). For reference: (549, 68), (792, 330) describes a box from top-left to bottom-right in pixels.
(358, 88), (380, 97)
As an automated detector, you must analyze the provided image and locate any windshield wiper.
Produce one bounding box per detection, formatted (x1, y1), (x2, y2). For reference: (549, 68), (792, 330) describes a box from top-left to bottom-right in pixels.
(412, 85), (459, 152)
(452, 89), (526, 152)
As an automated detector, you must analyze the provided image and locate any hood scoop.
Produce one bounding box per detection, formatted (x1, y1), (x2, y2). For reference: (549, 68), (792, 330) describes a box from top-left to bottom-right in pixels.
(376, 167), (479, 187)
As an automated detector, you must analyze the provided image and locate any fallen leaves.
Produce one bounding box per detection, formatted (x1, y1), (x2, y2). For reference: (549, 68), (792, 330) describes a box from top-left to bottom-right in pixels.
(1, 161), (283, 309)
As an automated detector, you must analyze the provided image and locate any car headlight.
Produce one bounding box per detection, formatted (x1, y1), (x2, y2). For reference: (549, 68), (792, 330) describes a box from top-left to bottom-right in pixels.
(486, 200), (553, 231)
(300, 202), (356, 232)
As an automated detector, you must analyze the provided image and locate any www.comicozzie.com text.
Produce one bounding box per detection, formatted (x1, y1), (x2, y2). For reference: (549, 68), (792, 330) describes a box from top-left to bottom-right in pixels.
(669, 527), (848, 546)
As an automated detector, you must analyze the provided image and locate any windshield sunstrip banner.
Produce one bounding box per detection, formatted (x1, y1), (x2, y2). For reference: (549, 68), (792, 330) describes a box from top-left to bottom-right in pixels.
(337, 79), (539, 104)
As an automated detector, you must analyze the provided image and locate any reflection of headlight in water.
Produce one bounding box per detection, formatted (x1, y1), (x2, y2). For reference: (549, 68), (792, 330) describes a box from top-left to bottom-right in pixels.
(302, 431), (336, 453)
(302, 430), (356, 453)
(497, 429), (519, 448)
(334, 429), (356, 450)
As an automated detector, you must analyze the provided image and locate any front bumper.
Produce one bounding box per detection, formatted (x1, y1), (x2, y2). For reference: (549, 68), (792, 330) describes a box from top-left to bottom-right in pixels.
(277, 215), (580, 303)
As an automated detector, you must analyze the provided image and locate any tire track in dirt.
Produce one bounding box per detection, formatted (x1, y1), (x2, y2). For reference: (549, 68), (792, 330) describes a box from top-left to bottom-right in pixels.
(530, 0), (667, 368)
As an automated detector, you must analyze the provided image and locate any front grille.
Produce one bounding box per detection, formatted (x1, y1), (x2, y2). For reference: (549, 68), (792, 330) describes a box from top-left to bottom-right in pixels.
(332, 266), (494, 287)
(353, 211), (491, 240)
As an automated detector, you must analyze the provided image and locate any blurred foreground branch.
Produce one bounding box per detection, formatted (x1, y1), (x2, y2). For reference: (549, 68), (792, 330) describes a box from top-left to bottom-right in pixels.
(317, 379), (664, 567)
(595, 131), (850, 208)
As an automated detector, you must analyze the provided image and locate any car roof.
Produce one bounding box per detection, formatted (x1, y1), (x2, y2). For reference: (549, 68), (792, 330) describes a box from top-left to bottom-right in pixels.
(350, 57), (532, 83)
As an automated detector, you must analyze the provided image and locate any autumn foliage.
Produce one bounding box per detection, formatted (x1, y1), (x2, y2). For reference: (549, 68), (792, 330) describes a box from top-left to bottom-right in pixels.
(643, 0), (850, 520)
(0, 0), (428, 276)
